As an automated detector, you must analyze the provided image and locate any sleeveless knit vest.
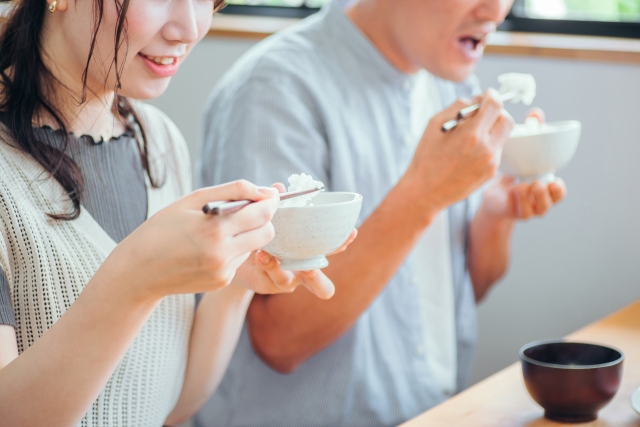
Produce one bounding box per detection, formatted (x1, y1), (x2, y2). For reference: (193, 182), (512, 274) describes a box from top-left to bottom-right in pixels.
(0, 103), (195, 427)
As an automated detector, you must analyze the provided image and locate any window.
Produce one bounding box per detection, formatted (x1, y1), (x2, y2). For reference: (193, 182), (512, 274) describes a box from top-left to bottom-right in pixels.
(503, 0), (640, 38)
(222, 0), (329, 18)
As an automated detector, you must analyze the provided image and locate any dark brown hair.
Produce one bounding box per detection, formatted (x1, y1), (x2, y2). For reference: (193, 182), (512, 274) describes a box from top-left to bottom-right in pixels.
(0, 0), (225, 220)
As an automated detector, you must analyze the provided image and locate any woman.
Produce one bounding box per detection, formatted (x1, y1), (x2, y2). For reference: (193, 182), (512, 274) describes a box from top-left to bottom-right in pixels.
(0, 0), (355, 426)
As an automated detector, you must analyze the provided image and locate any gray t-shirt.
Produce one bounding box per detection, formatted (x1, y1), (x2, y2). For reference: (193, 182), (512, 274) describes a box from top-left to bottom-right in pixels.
(0, 126), (148, 327)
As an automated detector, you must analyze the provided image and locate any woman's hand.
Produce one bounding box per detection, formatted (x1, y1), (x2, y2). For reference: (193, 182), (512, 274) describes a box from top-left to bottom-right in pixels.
(230, 182), (357, 300)
(232, 229), (358, 300)
(105, 180), (280, 301)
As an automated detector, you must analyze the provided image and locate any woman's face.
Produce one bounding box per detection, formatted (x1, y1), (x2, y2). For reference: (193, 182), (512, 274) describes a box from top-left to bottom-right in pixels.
(49, 0), (213, 100)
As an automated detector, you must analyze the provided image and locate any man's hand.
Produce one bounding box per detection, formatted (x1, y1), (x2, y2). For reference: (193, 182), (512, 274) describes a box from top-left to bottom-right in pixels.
(480, 175), (566, 221)
(402, 89), (514, 220)
(479, 110), (567, 221)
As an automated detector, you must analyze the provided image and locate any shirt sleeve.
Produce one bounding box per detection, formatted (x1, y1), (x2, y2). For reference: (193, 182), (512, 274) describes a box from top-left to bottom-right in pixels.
(197, 71), (329, 189)
(0, 267), (15, 327)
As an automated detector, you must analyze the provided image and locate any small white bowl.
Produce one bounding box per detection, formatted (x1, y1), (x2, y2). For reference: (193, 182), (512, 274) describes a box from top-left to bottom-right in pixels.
(501, 120), (581, 182)
(263, 192), (362, 271)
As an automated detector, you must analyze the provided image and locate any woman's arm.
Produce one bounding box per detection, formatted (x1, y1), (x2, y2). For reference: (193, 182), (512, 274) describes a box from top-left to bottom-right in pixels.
(0, 181), (280, 427)
(164, 285), (253, 426)
(0, 262), (163, 427)
(164, 229), (357, 425)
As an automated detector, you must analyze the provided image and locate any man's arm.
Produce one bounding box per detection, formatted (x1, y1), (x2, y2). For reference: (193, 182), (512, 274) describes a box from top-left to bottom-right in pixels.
(246, 91), (513, 373)
(468, 111), (567, 301)
(468, 176), (567, 301)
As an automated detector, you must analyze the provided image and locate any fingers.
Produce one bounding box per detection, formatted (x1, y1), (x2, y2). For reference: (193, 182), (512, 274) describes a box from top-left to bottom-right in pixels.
(433, 98), (474, 126)
(512, 183), (534, 219)
(548, 178), (567, 203)
(512, 179), (567, 220)
(487, 109), (514, 151)
(530, 181), (553, 215)
(328, 229), (358, 256)
(295, 270), (336, 300)
(467, 89), (505, 135)
(272, 182), (287, 193)
(230, 221), (276, 255)
(526, 107), (546, 123)
(186, 180), (279, 209)
(220, 196), (279, 236)
(255, 251), (298, 293)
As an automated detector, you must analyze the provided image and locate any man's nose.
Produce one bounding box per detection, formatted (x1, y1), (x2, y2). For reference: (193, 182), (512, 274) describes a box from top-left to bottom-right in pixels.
(476, 0), (514, 23)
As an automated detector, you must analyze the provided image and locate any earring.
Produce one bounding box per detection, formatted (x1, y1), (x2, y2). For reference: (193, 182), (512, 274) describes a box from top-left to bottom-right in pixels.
(48, 0), (58, 13)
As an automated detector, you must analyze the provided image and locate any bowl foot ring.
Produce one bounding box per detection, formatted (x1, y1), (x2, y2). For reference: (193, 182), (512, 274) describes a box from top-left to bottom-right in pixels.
(279, 256), (329, 271)
(544, 411), (597, 424)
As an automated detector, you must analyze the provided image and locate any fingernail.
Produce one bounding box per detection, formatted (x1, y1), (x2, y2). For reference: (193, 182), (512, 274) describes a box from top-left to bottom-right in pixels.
(258, 252), (271, 265)
(258, 186), (278, 196)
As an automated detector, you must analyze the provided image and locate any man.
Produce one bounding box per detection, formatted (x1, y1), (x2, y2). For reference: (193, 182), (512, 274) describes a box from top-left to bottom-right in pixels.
(195, 0), (566, 426)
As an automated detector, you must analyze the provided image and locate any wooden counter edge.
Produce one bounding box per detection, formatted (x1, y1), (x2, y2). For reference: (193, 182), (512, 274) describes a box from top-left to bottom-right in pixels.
(399, 299), (640, 427)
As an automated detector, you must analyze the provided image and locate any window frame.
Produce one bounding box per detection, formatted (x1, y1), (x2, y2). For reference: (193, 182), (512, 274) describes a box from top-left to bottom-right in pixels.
(221, 1), (640, 40)
(220, 4), (320, 19)
(502, 0), (640, 39)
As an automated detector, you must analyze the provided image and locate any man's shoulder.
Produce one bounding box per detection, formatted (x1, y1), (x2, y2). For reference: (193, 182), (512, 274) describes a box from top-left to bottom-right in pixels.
(216, 14), (333, 94)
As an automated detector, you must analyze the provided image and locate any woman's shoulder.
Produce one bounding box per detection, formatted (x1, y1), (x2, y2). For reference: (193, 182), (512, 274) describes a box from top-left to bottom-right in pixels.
(130, 101), (192, 195)
(132, 102), (185, 147)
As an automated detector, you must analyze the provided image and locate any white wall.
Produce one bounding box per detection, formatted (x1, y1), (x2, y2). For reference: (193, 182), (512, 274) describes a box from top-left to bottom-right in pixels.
(150, 37), (640, 386)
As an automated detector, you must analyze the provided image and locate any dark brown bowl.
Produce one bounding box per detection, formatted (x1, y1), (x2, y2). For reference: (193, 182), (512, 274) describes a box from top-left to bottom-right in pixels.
(520, 340), (624, 423)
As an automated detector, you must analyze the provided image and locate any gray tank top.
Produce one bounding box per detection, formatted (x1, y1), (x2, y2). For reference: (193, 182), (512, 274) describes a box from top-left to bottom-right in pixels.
(0, 126), (148, 326)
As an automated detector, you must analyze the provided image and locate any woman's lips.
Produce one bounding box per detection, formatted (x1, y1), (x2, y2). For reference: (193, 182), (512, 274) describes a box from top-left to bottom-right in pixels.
(139, 53), (179, 77)
(456, 36), (486, 62)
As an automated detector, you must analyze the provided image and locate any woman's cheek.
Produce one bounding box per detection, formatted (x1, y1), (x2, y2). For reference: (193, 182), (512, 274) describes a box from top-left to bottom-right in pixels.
(196, 4), (214, 41)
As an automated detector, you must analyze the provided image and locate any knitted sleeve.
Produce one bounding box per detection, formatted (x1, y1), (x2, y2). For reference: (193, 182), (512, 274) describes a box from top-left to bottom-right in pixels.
(0, 267), (15, 327)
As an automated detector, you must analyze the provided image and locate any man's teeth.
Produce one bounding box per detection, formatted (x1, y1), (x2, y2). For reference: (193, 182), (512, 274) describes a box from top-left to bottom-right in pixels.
(143, 55), (175, 65)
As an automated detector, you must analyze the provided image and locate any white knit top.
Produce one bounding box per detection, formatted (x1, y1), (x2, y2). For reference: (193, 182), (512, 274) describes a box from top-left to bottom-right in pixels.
(0, 103), (195, 427)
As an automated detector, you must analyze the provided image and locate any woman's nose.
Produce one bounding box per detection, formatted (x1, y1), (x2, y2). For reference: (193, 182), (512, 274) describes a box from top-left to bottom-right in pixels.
(164, 0), (199, 45)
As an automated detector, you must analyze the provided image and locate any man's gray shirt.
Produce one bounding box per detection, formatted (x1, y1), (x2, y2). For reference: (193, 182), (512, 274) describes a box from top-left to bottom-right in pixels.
(196, 3), (482, 426)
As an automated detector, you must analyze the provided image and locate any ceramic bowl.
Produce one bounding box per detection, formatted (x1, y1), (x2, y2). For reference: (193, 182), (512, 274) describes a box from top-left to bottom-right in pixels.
(520, 340), (624, 423)
(501, 120), (581, 182)
(263, 192), (362, 271)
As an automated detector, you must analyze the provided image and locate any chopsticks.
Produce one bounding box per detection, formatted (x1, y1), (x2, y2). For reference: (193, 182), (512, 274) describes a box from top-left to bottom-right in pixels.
(202, 187), (325, 216)
(441, 91), (517, 133)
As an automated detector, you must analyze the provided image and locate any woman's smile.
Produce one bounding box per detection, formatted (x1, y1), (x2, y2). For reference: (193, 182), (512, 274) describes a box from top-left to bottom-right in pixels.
(138, 52), (180, 77)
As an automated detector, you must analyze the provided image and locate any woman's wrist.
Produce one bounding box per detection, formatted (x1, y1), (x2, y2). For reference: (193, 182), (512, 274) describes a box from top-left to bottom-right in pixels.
(199, 281), (255, 310)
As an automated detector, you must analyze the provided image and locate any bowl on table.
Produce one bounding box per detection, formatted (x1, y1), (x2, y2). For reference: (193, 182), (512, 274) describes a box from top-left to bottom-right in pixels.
(501, 120), (581, 183)
(263, 192), (362, 271)
(520, 340), (624, 423)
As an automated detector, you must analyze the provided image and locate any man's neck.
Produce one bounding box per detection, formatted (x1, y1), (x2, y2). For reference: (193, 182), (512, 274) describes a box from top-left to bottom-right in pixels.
(345, 1), (419, 74)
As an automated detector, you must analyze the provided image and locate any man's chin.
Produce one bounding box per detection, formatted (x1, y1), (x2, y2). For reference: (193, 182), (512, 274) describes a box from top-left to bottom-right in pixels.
(427, 61), (478, 83)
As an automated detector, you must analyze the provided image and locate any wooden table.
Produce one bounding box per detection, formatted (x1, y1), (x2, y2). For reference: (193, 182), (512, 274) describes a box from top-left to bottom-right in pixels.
(401, 301), (640, 427)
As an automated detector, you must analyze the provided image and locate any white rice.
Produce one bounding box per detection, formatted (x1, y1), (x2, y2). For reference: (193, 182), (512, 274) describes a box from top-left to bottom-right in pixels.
(510, 117), (552, 137)
(280, 173), (324, 207)
(498, 73), (536, 106)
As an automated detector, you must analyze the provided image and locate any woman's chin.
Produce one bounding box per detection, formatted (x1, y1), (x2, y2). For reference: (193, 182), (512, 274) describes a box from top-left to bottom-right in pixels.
(119, 79), (172, 100)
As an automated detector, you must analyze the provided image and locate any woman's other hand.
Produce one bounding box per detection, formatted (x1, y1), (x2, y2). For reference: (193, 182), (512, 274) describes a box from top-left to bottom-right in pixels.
(233, 229), (357, 300)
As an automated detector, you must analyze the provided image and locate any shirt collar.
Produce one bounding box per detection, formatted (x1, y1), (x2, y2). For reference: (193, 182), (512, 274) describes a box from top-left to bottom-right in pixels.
(322, 1), (413, 87)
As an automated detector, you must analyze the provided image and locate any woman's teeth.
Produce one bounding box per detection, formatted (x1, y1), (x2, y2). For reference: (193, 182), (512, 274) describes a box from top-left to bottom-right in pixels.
(141, 54), (175, 65)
